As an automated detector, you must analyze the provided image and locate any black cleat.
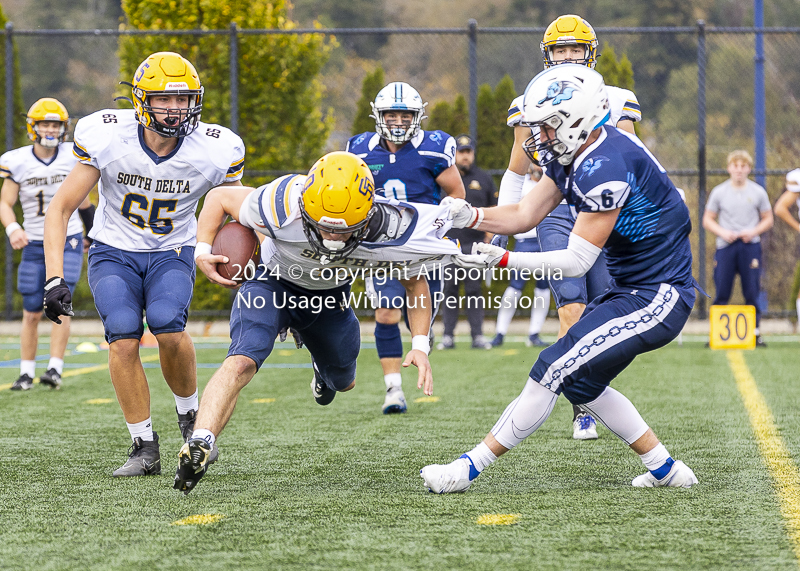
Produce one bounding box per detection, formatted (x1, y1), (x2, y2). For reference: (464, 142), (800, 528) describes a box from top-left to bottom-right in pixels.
(311, 372), (336, 406)
(756, 335), (767, 348)
(10, 374), (33, 391)
(177, 408), (197, 442)
(112, 432), (161, 477)
(174, 438), (214, 495)
(526, 333), (549, 347)
(39, 368), (62, 389)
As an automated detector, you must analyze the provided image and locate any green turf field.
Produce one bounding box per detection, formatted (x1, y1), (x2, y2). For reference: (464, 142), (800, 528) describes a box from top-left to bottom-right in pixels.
(1, 336), (798, 570)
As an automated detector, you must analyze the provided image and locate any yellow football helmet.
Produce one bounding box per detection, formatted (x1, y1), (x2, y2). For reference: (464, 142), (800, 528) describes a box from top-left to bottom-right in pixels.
(26, 98), (69, 148)
(540, 15), (598, 69)
(130, 52), (203, 138)
(299, 151), (376, 260)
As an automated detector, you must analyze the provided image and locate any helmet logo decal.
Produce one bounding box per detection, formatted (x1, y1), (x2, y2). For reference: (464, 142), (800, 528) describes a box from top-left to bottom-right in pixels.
(358, 176), (374, 200)
(166, 82), (189, 90)
(539, 81), (576, 106)
(135, 62), (150, 83)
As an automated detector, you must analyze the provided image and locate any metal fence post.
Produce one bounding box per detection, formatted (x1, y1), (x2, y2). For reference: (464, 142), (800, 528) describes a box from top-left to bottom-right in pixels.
(696, 20), (707, 317)
(229, 21), (239, 134)
(754, 0), (766, 189)
(468, 19), (477, 144)
(4, 22), (13, 321)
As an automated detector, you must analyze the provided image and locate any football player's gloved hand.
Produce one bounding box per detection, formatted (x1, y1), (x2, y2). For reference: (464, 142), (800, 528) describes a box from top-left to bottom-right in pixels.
(278, 327), (304, 349)
(441, 196), (483, 229)
(453, 242), (508, 270)
(490, 234), (509, 249)
(43, 277), (74, 324)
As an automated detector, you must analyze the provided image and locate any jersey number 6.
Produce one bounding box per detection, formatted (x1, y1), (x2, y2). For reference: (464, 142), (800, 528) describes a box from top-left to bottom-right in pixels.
(120, 193), (177, 235)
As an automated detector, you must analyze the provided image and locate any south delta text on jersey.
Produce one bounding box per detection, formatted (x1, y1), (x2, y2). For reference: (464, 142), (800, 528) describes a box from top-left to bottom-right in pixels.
(72, 109), (245, 252)
(346, 130), (456, 205)
(543, 126), (693, 289)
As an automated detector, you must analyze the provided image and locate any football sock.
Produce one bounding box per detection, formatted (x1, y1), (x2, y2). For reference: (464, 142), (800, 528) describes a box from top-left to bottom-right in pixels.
(491, 377), (558, 449)
(191, 429), (215, 447)
(572, 404), (583, 421)
(174, 390), (199, 415)
(529, 287), (550, 335)
(384, 373), (402, 391)
(127, 418), (154, 442)
(463, 442), (497, 479)
(796, 298), (800, 321)
(639, 443), (674, 480)
(20, 360), (35, 378)
(581, 386), (649, 445)
(374, 322), (403, 359)
(495, 287), (521, 336)
(47, 357), (64, 375)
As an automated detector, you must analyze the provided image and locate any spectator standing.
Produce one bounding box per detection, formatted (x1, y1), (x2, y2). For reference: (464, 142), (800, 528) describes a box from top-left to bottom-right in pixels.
(773, 169), (800, 321)
(702, 150), (773, 346)
(438, 135), (497, 350)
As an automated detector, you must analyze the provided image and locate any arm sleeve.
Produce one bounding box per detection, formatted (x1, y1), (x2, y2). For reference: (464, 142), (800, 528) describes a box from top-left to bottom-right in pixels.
(506, 232), (601, 278)
(497, 169), (525, 206)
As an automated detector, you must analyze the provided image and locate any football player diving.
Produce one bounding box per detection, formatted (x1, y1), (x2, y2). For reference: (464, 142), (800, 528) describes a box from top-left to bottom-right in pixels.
(174, 151), (461, 495)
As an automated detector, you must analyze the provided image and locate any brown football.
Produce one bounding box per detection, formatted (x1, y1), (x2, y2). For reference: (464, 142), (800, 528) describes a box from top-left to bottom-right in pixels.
(211, 221), (261, 283)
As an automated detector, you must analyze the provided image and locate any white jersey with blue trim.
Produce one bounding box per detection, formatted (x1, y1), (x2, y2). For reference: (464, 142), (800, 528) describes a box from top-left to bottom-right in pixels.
(72, 109), (245, 252)
(346, 130), (456, 205)
(0, 142), (82, 239)
(507, 85), (641, 128)
(543, 126), (693, 288)
(238, 174), (460, 290)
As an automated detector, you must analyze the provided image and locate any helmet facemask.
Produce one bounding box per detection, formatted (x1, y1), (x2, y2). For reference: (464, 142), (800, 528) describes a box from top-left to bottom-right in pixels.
(372, 107), (424, 145)
(299, 201), (375, 263)
(370, 82), (427, 145)
(31, 121), (66, 148)
(133, 88), (203, 138)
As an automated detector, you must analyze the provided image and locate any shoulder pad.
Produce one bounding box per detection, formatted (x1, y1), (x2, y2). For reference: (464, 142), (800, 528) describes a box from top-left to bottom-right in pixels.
(259, 174), (306, 230)
(364, 202), (414, 243)
(507, 95), (524, 127)
(72, 109), (131, 165)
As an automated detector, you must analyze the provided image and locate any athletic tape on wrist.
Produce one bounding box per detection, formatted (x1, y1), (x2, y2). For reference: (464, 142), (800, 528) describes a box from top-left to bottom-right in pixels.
(5, 222), (21, 237)
(412, 335), (431, 355)
(194, 242), (212, 260)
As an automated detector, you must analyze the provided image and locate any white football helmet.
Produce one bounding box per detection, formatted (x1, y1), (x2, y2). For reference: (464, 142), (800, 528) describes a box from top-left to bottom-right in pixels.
(519, 63), (610, 166)
(370, 82), (427, 144)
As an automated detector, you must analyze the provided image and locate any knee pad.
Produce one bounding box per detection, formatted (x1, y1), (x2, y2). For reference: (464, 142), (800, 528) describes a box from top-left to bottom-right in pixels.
(93, 275), (144, 341)
(145, 269), (193, 333)
(374, 321), (403, 359)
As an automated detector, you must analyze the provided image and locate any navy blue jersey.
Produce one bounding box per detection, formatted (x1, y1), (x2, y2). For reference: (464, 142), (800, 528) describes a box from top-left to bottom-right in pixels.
(346, 130), (456, 205)
(543, 126), (693, 288)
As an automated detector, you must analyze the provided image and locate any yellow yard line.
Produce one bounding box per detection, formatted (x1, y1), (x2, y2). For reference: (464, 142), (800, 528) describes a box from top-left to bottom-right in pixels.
(728, 350), (800, 564)
(0, 354), (161, 391)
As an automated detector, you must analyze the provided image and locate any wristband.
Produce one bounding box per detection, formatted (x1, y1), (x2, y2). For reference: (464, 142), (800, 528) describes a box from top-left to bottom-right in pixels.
(5, 222), (21, 237)
(411, 335), (431, 355)
(498, 251), (510, 268)
(468, 208), (485, 229)
(194, 242), (212, 260)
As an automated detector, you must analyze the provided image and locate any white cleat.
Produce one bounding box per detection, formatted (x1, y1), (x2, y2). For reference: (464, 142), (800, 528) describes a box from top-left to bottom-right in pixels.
(632, 460), (698, 488)
(572, 412), (599, 440)
(420, 456), (473, 494)
(382, 387), (407, 414)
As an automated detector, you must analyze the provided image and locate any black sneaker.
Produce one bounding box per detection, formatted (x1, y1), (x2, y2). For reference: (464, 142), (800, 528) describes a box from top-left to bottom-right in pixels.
(526, 333), (549, 347)
(177, 409), (197, 442)
(39, 368), (62, 389)
(10, 373), (33, 391)
(174, 438), (214, 495)
(490, 333), (504, 347)
(112, 432), (161, 477)
(311, 372), (336, 405)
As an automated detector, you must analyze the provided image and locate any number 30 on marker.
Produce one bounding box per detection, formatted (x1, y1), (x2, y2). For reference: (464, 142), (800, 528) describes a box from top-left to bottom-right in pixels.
(709, 305), (756, 350)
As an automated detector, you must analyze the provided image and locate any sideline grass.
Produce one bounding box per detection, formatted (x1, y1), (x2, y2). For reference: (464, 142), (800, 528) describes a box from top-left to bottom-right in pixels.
(0, 340), (797, 570)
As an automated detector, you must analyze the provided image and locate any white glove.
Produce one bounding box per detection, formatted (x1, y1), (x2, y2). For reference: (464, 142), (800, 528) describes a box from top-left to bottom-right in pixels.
(441, 196), (483, 229)
(453, 242), (508, 269)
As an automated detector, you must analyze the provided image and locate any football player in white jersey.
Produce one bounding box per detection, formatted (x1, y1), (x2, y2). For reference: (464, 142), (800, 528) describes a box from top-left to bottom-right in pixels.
(500, 14), (643, 441)
(43, 52), (245, 477)
(0, 98), (94, 391)
(173, 151), (461, 495)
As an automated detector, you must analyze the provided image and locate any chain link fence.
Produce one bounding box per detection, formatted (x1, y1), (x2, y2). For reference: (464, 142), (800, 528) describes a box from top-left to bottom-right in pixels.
(3, 22), (800, 319)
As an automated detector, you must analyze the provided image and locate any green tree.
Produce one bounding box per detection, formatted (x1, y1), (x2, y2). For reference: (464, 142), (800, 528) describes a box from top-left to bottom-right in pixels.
(352, 67), (384, 135)
(119, 0), (335, 312)
(596, 43), (635, 91)
(477, 75), (515, 170)
(426, 94), (469, 139)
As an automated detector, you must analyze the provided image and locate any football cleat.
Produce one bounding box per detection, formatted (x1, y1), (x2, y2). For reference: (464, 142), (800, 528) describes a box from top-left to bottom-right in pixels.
(632, 460), (698, 488)
(436, 335), (455, 350)
(382, 387), (407, 414)
(490, 333), (504, 347)
(420, 455), (475, 494)
(174, 438), (214, 495)
(526, 333), (549, 347)
(471, 335), (492, 350)
(39, 368), (62, 389)
(10, 373), (33, 391)
(112, 433), (161, 477)
(572, 412), (599, 440)
(311, 372), (336, 406)
(177, 408), (197, 442)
